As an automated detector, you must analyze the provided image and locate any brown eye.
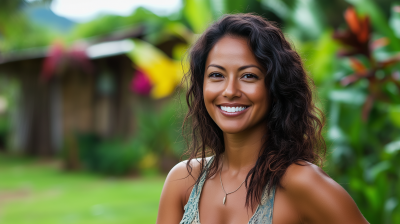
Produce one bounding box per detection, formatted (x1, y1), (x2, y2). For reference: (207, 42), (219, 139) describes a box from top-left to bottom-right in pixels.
(242, 73), (258, 79)
(209, 72), (224, 78)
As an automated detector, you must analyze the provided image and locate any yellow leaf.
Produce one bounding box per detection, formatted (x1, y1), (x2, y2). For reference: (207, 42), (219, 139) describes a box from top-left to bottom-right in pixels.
(128, 39), (186, 98)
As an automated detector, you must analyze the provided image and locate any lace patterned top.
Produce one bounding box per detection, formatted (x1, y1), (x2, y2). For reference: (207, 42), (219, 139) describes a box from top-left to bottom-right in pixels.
(179, 156), (276, 224)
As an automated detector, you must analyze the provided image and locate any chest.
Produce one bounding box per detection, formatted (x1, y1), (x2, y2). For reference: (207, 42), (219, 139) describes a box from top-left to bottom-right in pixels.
(199, 178), (257, 224)
(193, 179), (300, 224)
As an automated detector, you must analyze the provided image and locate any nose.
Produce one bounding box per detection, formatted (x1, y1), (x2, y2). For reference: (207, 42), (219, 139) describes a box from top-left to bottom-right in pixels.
(222, 76), (241, 99)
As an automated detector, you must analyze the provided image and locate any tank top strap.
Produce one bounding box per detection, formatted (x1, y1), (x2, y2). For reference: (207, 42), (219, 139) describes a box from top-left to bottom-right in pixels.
(248, 184), (276, 224)
(180, 156), (215, 224)
(180, 156), (276, 224)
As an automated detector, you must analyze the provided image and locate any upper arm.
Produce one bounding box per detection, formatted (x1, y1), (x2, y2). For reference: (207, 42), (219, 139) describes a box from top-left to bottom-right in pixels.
(156, 160), (201, 224)
(282, 162), (369, 224)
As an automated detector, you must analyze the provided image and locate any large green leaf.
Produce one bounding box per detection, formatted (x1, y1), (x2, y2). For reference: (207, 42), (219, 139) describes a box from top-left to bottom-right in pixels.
(304, 30), (339, 84)
(260, 0), (290, 20)
(224, 0), (249, 13)
(183, 0), (213, 33)
(389, 5), (400, 39)
(384, 140), (400, 155)
(329, 89), (367, 105)
(389, 105), (400, 127)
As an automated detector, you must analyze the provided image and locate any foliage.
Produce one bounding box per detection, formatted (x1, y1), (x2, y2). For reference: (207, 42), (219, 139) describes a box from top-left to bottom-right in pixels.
(261, 0), (324, 40)
(0, 0), (52, 18)
(0, 14), (56, 52)
(183, 0), (213, 33)
(316, 5), (400, 223)
(0, 77), (19, 151)
(133, 94), (186, 162)
(70, 7), (179, 43)
(0, 0), (56, 51)
(75, 95), (185, 175)
(76, 133), (146, 176)
(258, 1), (400, 222)
(0, 115), (8, 150)
(0, 80), (10, 137)
(128, 39), (185, 99)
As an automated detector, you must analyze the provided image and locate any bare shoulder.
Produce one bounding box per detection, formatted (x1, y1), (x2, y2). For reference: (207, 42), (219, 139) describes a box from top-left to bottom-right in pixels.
(279, 161), (369, 224)
(281, 160), (332, 192)
(163, 157), (213, 204)
(166, 156), (213, 187)
(156, 157), (213, 224)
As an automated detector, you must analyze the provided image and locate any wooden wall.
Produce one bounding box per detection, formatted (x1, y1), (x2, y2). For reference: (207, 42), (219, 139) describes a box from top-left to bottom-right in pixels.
(0, 54), (138, 157)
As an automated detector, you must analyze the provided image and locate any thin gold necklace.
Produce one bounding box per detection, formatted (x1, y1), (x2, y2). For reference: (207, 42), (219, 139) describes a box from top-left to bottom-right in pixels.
(219, 158), (246, 205)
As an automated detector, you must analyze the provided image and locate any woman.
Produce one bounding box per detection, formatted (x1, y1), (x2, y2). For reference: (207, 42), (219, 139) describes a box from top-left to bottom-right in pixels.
(157, 14), (369, 224)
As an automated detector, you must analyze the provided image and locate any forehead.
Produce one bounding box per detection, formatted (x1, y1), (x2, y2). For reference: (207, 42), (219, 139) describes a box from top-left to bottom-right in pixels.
(205, 36), (260, 68)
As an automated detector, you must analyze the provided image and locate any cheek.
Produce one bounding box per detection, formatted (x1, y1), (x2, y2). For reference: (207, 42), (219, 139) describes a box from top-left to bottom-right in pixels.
(244, 83), (269, 113)
(203, 82), (219, 114)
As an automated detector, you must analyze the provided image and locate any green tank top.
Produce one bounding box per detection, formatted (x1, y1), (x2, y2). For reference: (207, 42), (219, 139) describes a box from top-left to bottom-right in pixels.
(179, 156), (276, 224)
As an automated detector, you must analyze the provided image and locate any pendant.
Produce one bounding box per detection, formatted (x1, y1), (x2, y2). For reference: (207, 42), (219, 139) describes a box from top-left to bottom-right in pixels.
(223, 195), (226, 205)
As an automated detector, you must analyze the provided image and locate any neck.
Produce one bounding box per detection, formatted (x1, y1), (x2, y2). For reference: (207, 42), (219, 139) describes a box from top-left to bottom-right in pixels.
(222, 122), (266, 172)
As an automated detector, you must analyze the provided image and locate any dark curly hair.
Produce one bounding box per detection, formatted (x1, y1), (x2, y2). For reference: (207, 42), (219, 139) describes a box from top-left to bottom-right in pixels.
(182, 13), (326, 208)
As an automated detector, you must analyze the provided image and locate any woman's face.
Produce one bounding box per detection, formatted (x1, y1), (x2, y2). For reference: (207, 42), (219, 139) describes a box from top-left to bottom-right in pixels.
(203, 35), (269, 134)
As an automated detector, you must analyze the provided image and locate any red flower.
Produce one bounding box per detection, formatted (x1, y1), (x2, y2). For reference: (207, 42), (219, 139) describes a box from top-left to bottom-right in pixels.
(344, 7), (370, 43)
(130, 69), (152, 96)
(41, 41), (65, 81)
(41, 41), (93, 81)
(333, 7), (371, 58)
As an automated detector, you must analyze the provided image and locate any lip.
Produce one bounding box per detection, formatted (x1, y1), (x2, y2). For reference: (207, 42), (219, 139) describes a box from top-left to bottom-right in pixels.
(216, 103), (250, 117)
(218, 103), (250, 107)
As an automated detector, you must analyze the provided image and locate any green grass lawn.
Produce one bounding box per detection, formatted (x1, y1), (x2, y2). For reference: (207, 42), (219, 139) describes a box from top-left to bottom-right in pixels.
(0, 154), (166, 224)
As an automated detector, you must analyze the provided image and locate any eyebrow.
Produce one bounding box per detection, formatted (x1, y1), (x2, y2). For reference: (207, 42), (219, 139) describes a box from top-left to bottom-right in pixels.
(207, 64), (263, 72)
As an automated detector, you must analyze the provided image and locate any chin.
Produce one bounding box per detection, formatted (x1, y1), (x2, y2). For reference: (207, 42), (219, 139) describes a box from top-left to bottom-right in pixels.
(217, 123), (248, 134)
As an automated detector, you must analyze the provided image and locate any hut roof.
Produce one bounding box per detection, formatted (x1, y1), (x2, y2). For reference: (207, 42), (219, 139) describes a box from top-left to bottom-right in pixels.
(0, 25), (144, 65)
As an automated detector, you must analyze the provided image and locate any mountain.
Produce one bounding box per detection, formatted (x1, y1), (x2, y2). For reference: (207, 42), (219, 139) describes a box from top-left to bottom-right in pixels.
(24, 6), (75, 33)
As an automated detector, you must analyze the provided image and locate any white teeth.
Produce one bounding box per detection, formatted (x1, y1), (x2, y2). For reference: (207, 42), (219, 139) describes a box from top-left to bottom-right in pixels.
(220, 106), (247, 113)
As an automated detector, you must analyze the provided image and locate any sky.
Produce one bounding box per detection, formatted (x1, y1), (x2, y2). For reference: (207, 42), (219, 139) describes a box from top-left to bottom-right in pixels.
(49, 0), (182, 22)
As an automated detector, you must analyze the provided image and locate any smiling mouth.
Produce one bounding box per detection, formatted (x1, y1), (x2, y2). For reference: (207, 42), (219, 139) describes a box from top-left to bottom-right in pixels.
(217, 105), (250, 114)
(219, 106), (248, 113)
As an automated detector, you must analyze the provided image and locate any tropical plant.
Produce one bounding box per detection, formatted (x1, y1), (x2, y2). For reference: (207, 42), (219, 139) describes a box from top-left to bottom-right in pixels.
(76, 132), (146, 176)
(321, 5), (400, 223)
(133, 94), (186, 170)
(0, 0), (56, 51)
(128, 39), (185, 99)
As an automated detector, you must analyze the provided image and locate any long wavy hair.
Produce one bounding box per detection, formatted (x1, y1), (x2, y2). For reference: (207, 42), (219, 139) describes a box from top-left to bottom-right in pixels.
(182, 13), (326, 208)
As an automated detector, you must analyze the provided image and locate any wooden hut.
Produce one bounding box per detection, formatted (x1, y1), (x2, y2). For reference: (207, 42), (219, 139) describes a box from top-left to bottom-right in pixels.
(0, 28), (145, 157)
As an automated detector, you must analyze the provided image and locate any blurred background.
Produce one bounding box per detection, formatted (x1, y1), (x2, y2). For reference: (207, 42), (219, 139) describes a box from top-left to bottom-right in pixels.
(0, 0), (399, 223)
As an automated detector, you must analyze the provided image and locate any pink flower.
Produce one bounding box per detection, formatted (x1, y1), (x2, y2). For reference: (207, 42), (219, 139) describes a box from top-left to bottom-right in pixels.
(41, 41), (65, 81)
(130, 69), (152, 96)
(40, 41), (93, 81)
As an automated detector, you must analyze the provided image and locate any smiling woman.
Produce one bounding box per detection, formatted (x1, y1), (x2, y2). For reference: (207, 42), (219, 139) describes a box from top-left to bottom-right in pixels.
(203, 36), (269, 135)
(156, 13), (369, 224)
